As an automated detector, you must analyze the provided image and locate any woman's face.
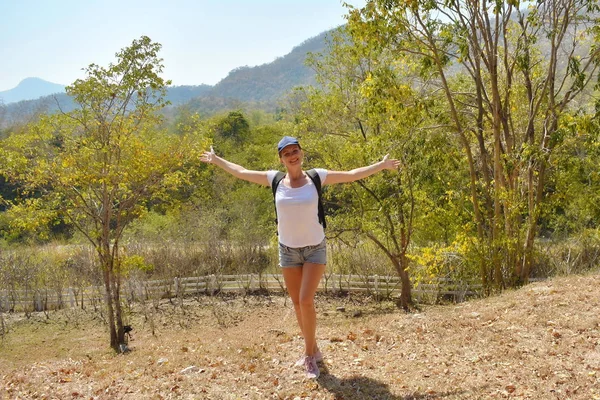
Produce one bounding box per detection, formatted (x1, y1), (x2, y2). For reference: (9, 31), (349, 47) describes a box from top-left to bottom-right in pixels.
(279, 144), (303, 168)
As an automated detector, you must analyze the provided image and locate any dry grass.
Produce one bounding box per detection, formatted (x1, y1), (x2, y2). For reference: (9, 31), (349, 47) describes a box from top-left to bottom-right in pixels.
(1, 273), (600, 400)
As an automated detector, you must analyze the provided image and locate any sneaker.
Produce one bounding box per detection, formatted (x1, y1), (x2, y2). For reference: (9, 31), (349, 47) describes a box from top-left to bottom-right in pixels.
(294, 349), (323, 367)
(304, 355), (320, 379)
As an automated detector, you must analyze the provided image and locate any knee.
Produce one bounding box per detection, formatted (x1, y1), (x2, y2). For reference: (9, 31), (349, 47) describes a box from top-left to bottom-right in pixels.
(299, 294), (314, 308)
(290, 297), (301, 308)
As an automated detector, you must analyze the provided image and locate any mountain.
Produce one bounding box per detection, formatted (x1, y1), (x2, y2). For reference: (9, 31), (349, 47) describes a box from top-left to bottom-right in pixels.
(207, 31), (327, 103)
(166, 84), (213, 104)
(0, 29), (334, 127)
(0, 78), (66, 104)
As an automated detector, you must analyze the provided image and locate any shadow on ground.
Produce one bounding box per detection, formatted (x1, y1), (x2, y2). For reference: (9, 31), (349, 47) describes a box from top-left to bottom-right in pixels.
(317, 365), (467, 400)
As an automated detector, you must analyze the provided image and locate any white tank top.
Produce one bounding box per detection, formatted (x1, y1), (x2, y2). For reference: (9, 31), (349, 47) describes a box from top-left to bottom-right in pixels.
(267, 169), (328, 248)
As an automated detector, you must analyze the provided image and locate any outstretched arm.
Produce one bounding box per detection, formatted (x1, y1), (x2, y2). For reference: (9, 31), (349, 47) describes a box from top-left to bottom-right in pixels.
(200, 146), (270, 186)
(325, 155), (401, 185)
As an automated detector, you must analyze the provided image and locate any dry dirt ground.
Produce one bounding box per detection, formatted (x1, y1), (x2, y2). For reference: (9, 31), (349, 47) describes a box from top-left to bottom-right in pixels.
(1, 272), (599, 400)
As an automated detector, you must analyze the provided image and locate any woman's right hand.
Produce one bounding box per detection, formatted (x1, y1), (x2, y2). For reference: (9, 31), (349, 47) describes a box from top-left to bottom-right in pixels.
(381, 154), (401, 170)
(200, 146), (216, 164)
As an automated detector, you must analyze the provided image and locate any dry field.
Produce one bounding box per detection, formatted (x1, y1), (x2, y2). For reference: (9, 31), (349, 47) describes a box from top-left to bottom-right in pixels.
(1, 273), (599, 400)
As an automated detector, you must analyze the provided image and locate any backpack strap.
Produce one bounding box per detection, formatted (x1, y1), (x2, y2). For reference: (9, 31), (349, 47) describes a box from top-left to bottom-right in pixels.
(271, 172), (286, 197)
(271, 172), (286, 225)
(306, 169), (326, 229)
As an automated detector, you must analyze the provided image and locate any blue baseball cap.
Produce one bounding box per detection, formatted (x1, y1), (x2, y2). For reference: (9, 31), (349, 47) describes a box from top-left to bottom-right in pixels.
(277, 136), (301, 153)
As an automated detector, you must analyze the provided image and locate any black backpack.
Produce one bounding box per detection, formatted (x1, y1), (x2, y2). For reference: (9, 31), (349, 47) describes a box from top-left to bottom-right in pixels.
(271, 169), (326, 229)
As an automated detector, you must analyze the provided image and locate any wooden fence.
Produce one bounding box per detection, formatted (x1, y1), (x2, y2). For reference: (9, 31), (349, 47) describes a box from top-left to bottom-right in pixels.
(0, 273), (483, 313)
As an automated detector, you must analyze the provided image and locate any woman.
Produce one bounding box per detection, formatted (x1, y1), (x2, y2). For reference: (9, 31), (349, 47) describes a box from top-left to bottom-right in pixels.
(200, 136), (400, 378)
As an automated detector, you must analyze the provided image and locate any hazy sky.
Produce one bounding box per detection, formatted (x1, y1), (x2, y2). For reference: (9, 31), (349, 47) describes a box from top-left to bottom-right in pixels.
(0, 0), (366, 91)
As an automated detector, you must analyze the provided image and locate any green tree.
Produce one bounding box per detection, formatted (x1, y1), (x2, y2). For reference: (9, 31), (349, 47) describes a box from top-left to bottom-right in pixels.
(0, 36), (207, 350)
(289, 26), (463, 309)
(346, 0), (600, 288)
(215, 111), (250, 142)
(546, 113), (600, 235)
(201, 114), (283, 254)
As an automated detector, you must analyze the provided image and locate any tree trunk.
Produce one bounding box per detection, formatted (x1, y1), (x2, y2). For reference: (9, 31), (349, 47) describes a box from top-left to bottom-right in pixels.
(103, 266), (118, 350)
(393, 253), (412, 311)
(100, 246), (125, 352)
(365, 232), (413, 310)
(521, 158), (548, 283)
(113, 274), (125, 347)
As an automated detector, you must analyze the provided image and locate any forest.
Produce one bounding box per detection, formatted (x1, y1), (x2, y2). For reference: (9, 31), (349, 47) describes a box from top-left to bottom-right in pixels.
(1, 0), (599, 351)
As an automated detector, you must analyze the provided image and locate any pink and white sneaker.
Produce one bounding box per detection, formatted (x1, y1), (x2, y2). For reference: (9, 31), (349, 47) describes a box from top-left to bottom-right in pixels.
(294, 349), (323, 367)
(304, 355), (320, 379)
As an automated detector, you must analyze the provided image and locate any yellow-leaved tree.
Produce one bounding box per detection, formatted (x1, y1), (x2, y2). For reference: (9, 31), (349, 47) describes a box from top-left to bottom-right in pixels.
(0, 36), (207, 350)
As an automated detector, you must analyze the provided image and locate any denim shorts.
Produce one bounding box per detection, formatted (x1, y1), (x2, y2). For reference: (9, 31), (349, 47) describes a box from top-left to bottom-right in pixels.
(278, 239), (327, 268)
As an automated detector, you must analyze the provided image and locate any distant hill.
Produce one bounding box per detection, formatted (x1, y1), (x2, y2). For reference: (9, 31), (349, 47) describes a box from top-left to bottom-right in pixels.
(207, 31), (328, 104)
(167, 84), (213, 104)
(0, 93), (74, 128)
(0, 29), (334, 127)
(0, 78), (66, 104)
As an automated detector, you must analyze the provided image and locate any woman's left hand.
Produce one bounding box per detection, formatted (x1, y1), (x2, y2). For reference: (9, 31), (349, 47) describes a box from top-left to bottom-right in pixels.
(200, 146), (216, 164)
(381, 154), (401, 170)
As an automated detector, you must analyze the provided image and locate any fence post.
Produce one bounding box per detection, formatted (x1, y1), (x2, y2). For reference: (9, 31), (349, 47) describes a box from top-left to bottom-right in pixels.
(209, 274), (216, 294)
(68, 288), (76, 308)
(34, 290), (43, 312)
(0, 290), (7, 312)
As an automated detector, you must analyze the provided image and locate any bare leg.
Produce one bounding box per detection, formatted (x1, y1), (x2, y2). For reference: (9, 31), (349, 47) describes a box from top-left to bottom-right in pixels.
(282, 263), (325, 355)
(299, 262), (326, 356)
(282, 267), (304, 335)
